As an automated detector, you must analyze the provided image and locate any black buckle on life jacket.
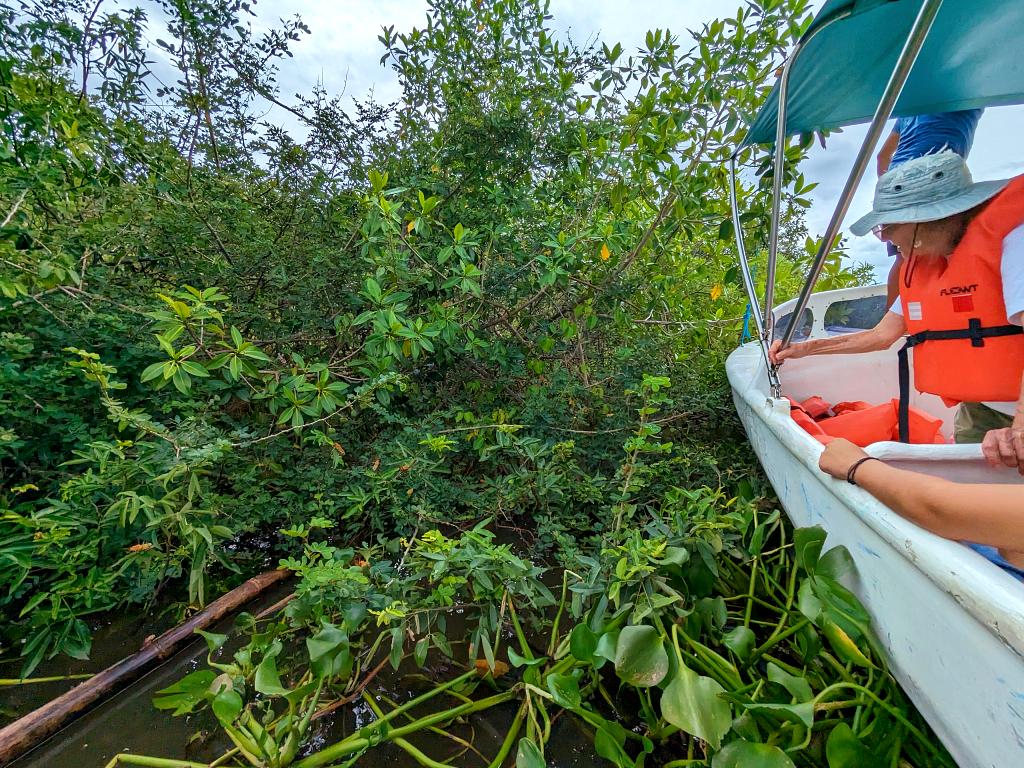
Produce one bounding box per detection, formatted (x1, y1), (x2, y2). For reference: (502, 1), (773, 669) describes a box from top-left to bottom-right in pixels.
(897, 320), (1023, 443)
(968, 318), (985, 348)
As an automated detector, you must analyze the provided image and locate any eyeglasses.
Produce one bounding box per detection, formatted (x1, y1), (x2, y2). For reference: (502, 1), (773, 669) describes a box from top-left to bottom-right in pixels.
(872, 223), (896, 241)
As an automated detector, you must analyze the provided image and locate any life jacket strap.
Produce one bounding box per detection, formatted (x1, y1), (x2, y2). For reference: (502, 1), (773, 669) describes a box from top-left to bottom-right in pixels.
(896, 320), (1023, 443)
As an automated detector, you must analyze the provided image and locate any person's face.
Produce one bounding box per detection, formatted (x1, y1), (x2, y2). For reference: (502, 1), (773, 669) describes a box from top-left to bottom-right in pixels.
(874, 219), (960, 257)
(873, 222), (917, 255)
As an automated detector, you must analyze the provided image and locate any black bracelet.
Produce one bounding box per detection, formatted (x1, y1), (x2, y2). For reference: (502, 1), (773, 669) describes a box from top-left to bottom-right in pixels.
(846, 456), (881, 486)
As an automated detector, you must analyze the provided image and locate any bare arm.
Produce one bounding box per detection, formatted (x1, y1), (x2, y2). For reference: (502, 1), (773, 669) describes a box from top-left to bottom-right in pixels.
(857, 463), (1024, 547)
(819, 439), (1024, 552)
(770, 310), (906, 365)
(877, 130), (900, 176)
(885, 256), (901, 308)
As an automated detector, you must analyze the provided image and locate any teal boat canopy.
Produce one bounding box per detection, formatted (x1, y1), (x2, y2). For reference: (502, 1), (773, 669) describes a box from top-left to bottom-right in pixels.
(743, 0), (1024, 146)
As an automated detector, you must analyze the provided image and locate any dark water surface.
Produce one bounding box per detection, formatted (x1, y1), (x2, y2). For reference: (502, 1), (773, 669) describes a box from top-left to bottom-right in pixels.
(7, 585), (599, 767)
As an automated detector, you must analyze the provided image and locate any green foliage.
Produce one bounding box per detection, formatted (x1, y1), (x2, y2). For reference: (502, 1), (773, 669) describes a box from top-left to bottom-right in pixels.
(0, 2), (922, 765)
(134, 506), (951, 768)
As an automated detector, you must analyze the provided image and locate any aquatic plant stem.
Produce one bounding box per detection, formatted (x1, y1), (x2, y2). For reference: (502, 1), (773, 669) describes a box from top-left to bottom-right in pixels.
(293, 689), (518, 768)
(744, 548), (759, 627)
(547, 571), (569, 657)
(815, 682), (936, 752)
(745, 618), (810, 667)
(671, 623), (741, 689)
(208, 746), (242, 768)
(486, 700), (527, 768)
(103, 755), (210, 768)
(352, 667), (476, 730)
(377, 691), (487, 763)
(0, 674), (93, 686)
(507, 597), (533, 660)
(362, 693), (452, 768)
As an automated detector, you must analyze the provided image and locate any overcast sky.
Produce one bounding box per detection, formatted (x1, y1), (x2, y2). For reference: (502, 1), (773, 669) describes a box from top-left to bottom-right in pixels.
(221, 0), (1023, 280)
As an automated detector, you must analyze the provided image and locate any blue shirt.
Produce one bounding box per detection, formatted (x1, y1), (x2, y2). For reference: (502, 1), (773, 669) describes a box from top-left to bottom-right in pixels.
(964, 543), (1024, 582)
(890, 109), (983, 167)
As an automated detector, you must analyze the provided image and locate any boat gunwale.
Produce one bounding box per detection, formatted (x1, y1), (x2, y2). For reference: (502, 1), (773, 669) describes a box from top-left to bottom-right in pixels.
(726, 340), (1024, 658)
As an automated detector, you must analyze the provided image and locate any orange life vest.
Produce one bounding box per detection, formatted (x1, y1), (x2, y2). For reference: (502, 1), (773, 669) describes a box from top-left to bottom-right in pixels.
(896, 175), (1024, 440)
(787, 397), (945, 446)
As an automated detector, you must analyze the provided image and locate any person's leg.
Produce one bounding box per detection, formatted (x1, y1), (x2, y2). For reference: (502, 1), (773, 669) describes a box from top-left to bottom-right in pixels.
(953, 402), (1014, 443)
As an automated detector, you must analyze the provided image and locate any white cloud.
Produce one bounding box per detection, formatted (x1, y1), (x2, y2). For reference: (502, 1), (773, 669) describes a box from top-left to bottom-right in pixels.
(262, 0), (428, 107)
(260, 0), (729, 111)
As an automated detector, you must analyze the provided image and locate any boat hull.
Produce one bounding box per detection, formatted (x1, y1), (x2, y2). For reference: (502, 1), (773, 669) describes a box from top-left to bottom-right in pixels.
(727, 339), (1024, 768)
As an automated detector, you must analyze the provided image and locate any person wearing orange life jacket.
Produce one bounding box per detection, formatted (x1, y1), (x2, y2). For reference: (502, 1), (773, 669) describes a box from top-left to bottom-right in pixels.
(770, 150), (1024, 473)
(875, 110), (984, 308)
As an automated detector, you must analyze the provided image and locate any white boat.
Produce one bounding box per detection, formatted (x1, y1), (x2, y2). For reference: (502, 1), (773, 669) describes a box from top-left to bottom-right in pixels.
(727, 286), (1024, 768)
(725, 2), (1024, 766)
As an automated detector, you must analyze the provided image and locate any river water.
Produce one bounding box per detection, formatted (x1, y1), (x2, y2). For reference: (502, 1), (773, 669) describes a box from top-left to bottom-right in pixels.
(6, 585), (600, 767)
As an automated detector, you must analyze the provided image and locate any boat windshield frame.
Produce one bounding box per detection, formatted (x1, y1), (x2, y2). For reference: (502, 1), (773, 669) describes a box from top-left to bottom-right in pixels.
(729, 0), (945, 395)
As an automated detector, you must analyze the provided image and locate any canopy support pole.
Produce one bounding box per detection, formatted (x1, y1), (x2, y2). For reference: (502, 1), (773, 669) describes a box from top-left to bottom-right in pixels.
(729, 154), (764, 343)
(729, 152), (777, 391)
(778, 0), (945, 352)
(731, 8), (849, 398)
(762, 48), (797, 343)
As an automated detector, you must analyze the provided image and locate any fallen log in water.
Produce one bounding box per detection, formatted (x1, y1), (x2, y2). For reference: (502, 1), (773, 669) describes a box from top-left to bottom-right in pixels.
(0, 568), (289, 766)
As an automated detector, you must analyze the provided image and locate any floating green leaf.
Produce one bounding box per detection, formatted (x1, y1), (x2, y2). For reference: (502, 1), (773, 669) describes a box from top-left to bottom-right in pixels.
(766, 662), (812, 702)
(569, 623), (599, 662)
(195, 628), (228, 654)
(794, 526), (827, 574)
(508, 646), (546, 668)
(594, 628), (620, 667)
(152, 670), (216, 715)
(614, 625), (669, 688)
(255, 643), (289, 695)
(712, 740), (797, 768)
(817, 545), (857, 582)
(661, 663), (731, 749)
(593, 724), (632, 768)
(211, 685), (243, 727)
(826, 723), (880, 768)
(546, 672), (581, 710)
(821, 618), (874, 668)
(724, 626), (756, 661)
(516, 737), (545, 768)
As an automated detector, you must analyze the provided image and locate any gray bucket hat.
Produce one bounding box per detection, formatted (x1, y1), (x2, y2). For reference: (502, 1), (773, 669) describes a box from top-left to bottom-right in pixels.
(849, 149), (1010, 236)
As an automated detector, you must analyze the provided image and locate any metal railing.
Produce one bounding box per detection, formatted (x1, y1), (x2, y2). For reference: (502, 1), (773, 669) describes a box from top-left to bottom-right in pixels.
(731, 0), (945, 397)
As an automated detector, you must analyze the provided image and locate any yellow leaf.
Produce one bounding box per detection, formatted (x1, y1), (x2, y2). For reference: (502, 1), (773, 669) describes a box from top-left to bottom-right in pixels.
(407, 220), (415, 234)
(600, 243), (611, 261)
(710, 283), (723, 301)
(474, 659), (510, 677)
(822, 619), (874, 668)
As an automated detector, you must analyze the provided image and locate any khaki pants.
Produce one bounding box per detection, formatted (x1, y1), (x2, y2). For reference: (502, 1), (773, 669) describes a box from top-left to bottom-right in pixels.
(953, 401), (1014, 443)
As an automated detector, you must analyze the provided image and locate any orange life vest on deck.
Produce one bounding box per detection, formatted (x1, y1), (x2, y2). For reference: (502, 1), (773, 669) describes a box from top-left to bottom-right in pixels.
(895, 175), (1024, 440)
(787, 397), (945, 447)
